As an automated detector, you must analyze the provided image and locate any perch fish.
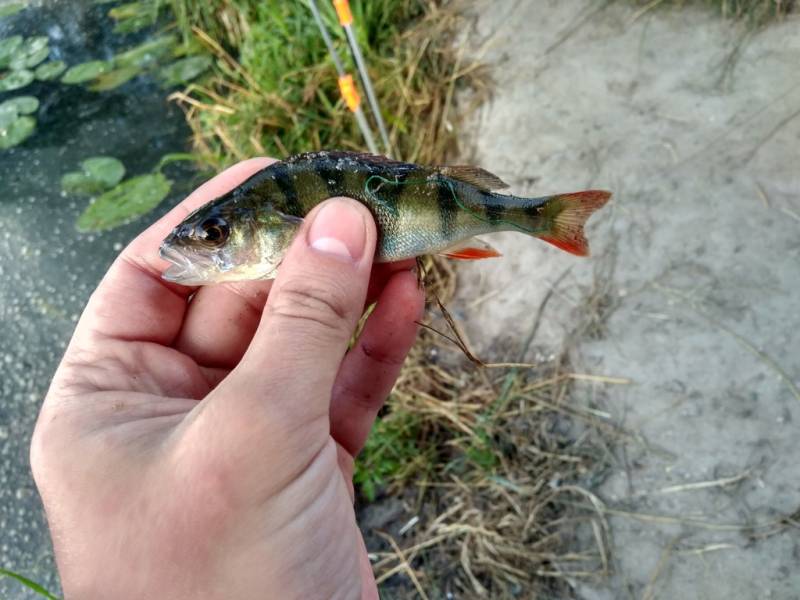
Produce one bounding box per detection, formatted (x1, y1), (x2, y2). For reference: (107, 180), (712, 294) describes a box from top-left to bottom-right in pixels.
(159, 151), (610, 285)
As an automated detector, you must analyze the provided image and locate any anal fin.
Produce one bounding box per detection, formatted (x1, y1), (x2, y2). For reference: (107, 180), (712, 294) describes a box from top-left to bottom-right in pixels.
(439, 238), (502, 260)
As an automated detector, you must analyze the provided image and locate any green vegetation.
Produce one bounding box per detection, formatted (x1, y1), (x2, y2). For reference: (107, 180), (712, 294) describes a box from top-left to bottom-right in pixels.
(61, 157), (126, 195)
(163, 0), (478, 168)
(76, 172), (172, 231)
(0, 567), (59, 600)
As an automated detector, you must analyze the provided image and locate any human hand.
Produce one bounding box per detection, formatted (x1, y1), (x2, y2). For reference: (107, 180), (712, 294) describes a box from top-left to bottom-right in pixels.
(30, 158), (425, 600)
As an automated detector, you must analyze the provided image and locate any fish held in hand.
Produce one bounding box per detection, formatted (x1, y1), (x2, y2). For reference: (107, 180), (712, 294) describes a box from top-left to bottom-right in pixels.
(159, 151), (611, 285)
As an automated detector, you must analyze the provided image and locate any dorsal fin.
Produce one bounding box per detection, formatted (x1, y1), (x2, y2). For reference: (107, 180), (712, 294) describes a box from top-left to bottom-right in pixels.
(436, 165), (510, 191)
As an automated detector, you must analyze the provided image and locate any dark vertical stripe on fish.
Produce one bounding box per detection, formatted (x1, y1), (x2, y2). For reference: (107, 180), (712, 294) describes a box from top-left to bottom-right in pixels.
(437, 178), (458, 239)
(270, 163), (303, 217)
(484, 199), (506, 224)
(321, 163), (345, 199)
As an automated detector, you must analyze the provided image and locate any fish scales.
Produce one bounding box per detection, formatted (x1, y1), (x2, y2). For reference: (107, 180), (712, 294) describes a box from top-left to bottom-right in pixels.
(159, 151), (611, 285)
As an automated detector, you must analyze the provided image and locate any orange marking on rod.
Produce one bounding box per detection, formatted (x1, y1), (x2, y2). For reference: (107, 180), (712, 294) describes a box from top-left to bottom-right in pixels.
(338, 75), (360, 112)
(333, 0), (353, 26)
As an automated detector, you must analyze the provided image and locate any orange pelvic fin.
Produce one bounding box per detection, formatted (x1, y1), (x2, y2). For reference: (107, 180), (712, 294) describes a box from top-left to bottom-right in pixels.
(440, 238), (502, 260)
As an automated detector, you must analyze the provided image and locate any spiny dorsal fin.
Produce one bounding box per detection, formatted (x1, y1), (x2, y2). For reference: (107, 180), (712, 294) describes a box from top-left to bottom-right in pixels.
(436, 165), (510, 191)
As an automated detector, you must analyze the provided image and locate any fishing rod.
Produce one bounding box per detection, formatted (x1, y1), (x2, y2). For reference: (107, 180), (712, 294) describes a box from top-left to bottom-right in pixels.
(332, 0), (393, 157)
(307, 0), (379, 155)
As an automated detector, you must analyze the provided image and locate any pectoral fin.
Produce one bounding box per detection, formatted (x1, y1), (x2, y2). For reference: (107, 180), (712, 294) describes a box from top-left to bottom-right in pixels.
(439, 238), (502, 260)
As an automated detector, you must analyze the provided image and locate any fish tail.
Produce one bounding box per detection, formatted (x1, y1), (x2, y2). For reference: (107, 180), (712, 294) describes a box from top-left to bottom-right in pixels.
(520, 190), (611, 256)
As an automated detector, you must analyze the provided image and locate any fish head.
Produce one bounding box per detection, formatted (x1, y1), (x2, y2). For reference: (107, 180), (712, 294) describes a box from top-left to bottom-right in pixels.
(159, 199), (302, 285)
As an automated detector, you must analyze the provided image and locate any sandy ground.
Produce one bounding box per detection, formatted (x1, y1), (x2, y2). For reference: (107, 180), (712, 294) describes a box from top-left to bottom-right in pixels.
(454, 1), (800, 598)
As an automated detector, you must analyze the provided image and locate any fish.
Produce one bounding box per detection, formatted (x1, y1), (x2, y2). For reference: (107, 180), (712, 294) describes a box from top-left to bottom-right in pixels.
(159, 151), (610, 285)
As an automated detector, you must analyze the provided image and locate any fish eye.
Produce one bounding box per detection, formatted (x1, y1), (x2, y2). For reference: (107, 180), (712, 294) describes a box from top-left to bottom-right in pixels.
(197, 217), (230, 246)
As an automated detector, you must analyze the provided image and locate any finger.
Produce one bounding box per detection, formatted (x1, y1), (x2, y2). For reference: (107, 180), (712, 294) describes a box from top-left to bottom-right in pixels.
(366, 259), (416, 303)
(330, 269), (424, 456)
(174, 260), (415, 369)
(173, 280), (273, 369)
(212, 197), (377, 432)
(73, 158), (275, 347)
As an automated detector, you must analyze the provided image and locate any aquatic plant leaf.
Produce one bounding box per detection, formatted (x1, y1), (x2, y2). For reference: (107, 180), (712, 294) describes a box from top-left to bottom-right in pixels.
(114, 35), (175, 69)
(0, 114), (35, 149)
(1, 95), (39, 115)
(0, 68), (34, 91)
(159, 55), (211, 86)
(82, 157), (125, 188)
(61, 60), (111, 84)
(61, 172), (100, 195)
(34, 60), (66, 80)
(0, 3), (26, 19)
(109, 2), (158, 36)
(88, 65), (141, 91)
(61, 156), (126, 195)
(0, 104), (17, 129)
(9, 36), (49, 70)
(108, 1), (147, 20)
(155, 152), (196, 171)
(0, 35), (23, 69)
(77, 173), (172, 232)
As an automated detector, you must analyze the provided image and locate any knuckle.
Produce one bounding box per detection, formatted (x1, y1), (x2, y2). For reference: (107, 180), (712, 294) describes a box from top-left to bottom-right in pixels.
(268, 277), (353, 336)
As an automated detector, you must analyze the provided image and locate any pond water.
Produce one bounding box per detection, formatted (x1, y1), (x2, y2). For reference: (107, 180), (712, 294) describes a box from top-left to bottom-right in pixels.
(1, 2), (196, 596)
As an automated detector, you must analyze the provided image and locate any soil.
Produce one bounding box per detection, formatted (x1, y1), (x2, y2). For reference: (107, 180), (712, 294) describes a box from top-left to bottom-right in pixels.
(452, 1), (800, 598)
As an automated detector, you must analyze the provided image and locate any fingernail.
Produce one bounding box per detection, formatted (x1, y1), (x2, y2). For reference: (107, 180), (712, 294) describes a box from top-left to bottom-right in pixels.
(308, 198), (366, 262)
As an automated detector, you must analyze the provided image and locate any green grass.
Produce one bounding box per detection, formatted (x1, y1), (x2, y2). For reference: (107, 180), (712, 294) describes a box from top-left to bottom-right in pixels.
(164, 0), (479, 167)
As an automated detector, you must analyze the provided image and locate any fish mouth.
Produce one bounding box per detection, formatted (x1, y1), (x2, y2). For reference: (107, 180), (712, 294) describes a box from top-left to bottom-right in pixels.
(159, 241), (210, 286)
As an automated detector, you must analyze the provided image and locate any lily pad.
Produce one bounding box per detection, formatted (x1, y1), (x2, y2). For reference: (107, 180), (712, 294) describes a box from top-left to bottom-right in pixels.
(0, 104), (17, 129)
(9, 36), (49, 70)
(88, 65), (141, 91)
(1, 95), (38, 115)
(76, 172), (172, 232)
(0, 35), (23, 69)
(0, 68), (34, 91)
(83, 157), (126, 188)
(114, 35), (175, 69)
(159, 55), (211, 86)
(61, 60), (111, 84)
(62, 156), (126, 195)
(0, 114), (35, 149)
(34, 60), (66, 80)
(0, 2), (26, 18)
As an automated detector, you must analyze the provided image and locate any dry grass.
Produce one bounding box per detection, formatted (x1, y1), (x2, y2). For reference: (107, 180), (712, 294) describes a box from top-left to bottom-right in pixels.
(357, 256), (624, 598)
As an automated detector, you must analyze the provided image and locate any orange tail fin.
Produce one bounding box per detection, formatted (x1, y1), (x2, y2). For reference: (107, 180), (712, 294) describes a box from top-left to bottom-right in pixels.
(536, 190), (611, 256)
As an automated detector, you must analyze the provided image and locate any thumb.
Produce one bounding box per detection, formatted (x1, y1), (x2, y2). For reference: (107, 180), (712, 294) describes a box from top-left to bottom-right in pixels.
(225, 197), (377, 425)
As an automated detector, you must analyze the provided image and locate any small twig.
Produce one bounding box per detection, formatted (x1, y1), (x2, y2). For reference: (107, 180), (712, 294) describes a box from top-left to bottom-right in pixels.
(376, 532), (430, 600)
(755, 181), (770, 208)
(642, 537), (679, 600)
(655, 470), (750, 495)
(742, 106), (800, 164)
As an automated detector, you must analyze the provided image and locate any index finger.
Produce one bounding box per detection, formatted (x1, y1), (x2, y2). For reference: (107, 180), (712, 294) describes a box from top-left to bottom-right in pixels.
(74, 158), (275, 347)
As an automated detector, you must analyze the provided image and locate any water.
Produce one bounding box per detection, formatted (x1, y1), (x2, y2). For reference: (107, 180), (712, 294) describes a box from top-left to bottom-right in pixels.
(1, 2), (195, 596)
